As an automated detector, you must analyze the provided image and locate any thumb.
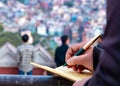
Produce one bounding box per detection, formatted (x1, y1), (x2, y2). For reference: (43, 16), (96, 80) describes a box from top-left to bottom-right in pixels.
(66, 55), (86, 66)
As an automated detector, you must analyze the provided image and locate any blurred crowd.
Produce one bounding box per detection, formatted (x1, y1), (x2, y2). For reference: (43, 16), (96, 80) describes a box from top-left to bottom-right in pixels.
(0, 0), (106, 44)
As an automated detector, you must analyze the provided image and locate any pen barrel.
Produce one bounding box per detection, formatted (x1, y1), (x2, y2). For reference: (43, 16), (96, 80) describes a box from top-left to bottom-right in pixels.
(83, 34), (101, 50)
(63, 63), (67, 66)
(74, 48), (85, 56)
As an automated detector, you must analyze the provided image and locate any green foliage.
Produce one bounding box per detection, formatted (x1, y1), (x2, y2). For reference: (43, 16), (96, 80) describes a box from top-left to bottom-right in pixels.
(32, 33), (41, 45)
(0, 31), (58, 57)
(39, 36), (58, 57)
(0, 32), (22, 47)
(0, 25), (4, 32)
(32, 34), (58, 57)
(18, 0), (29, 4)
(18, 0), (24, 3)
(64, 1), (73, 7)
(47, 39), (58, 57)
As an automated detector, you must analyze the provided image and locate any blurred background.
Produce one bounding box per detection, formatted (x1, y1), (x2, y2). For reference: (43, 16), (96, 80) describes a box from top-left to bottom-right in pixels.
(0, 0), (106, 56)
(0, 0), (106, 74)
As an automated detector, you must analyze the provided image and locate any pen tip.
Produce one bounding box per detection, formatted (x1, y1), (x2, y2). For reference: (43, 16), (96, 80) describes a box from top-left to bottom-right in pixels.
(63, 63), (67, 67)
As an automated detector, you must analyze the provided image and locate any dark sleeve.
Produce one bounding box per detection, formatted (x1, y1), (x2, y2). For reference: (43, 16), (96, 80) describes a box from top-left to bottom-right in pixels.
(84, 47), (102, 86)
(93, 47), (102, 70)
(84, 0), (120, 85)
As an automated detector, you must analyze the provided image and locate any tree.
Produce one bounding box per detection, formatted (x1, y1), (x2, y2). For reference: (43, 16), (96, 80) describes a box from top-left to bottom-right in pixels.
(32, 33), (58, 57)
(64, 1), (73, 7)
(0, 32), (22, 47)
(0, 25), (4, 32)
(0, 31), (58, 57)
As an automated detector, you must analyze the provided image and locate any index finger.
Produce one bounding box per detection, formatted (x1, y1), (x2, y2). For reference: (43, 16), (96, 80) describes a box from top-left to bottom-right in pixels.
(65, 43), (85, 61)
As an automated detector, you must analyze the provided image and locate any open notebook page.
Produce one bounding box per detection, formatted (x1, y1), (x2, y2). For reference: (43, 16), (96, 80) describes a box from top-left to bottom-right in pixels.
(31, 62), (92, 82)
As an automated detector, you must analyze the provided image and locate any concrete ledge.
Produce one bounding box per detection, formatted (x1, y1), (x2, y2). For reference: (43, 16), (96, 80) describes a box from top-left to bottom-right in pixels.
(0, 75), (73, 86)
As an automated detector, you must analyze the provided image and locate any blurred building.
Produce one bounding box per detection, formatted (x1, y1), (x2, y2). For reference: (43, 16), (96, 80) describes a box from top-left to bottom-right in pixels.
(0, 42), (56, 75)
(0, 0), (106, 66)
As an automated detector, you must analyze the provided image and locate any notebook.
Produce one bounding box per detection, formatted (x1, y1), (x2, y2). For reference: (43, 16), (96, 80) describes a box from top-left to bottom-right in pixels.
(31, 62), (92, 82)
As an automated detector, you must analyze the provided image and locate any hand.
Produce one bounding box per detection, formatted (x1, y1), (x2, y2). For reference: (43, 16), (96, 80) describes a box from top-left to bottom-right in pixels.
(65, 42), (94, 72)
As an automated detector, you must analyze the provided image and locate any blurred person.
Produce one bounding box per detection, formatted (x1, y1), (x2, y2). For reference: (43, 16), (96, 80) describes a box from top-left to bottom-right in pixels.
(65, 0), (120, 86)
(55, 35), (70, 67)
(16, 34), (36, 75)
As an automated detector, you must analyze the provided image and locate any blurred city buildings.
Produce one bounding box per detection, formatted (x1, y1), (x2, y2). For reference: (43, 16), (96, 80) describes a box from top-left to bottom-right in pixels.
(0, 0), (106, 44)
